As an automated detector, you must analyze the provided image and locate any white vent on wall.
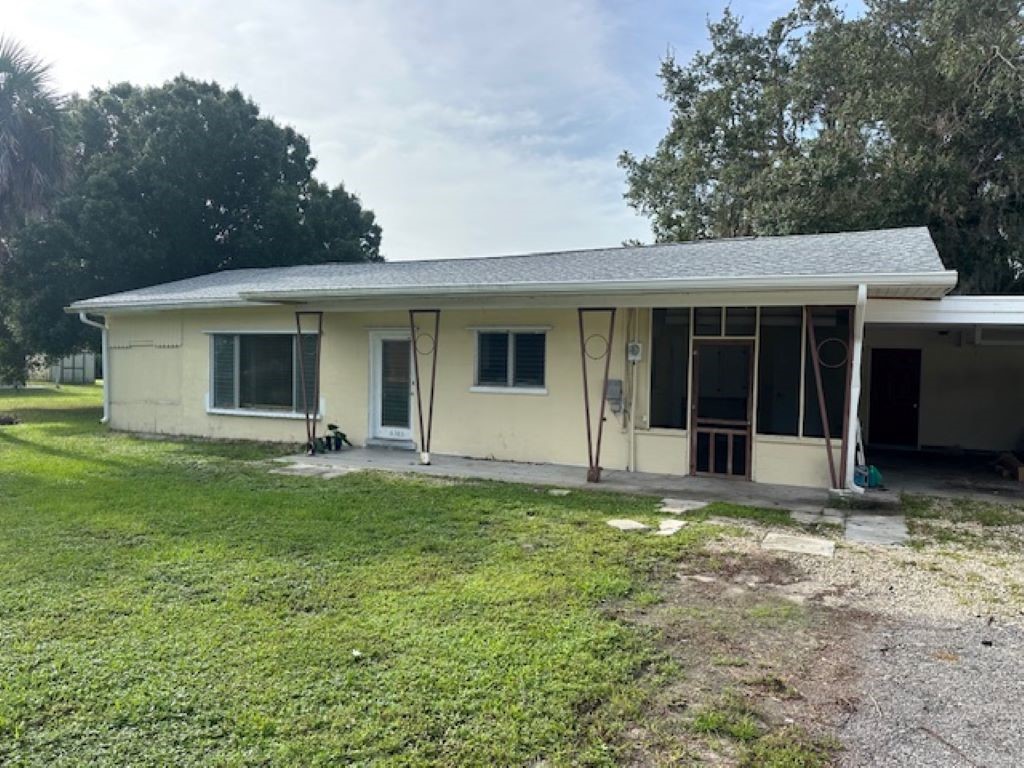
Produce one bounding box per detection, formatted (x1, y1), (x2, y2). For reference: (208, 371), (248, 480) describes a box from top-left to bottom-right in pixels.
(974, 326), (1024, 346)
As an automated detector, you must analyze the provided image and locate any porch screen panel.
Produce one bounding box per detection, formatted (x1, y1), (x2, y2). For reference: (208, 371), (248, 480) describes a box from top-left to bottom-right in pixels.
(694, 307), (722, 336)
(513, 333), (545, 387)
(725, 307), (756, 336)
(380, 339), (411, 427)
(803, 308), (851, 438)
(477, 332), (509, 385)
(239, 335), (294, 410)
(696, 344), (750, 421)
(650, 308), (690, 429)
(757, 307), (802, 435)
(294, 334), (319, 413)
(212, 334), (237, 409)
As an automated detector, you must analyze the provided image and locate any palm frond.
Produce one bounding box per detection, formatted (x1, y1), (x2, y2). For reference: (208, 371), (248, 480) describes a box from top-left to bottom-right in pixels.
(0, 36), (66, 230)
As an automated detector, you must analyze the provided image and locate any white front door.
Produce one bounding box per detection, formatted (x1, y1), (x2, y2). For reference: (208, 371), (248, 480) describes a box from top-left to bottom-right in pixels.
(370, 331), (415, 441)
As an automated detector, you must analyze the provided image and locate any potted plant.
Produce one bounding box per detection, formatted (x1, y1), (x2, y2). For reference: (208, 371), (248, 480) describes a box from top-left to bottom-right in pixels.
(327, 423), (352, 451)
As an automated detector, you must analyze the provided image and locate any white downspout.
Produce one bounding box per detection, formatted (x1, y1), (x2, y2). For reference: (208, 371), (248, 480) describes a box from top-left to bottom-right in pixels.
(627, 309), (638, 472)
(77, 312), (110, 424)
(844, 285), (868, 491)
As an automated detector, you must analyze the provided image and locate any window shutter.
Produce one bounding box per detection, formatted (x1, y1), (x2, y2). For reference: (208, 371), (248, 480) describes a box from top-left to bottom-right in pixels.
(212, 335), (236, 408)
(513, 333), (545, 387)
(294, 334), (319, 413)
(477, 333), (509, 385)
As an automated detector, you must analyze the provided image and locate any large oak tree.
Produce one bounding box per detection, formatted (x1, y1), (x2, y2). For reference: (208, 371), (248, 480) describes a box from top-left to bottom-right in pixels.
(621, 0), (1024, 293)
(2, 76), (382, 357)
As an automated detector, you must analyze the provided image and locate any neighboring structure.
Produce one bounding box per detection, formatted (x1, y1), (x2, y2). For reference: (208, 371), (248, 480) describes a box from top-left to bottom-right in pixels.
(67, 227), (1024, 489)
(51, 352), (99, 384)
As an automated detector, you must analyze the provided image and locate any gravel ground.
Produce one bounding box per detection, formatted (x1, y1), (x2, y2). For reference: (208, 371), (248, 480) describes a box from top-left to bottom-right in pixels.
(707, 520), (1024, 623)
(705, 518), (1024, 766)
(840, 618), (1024, 767)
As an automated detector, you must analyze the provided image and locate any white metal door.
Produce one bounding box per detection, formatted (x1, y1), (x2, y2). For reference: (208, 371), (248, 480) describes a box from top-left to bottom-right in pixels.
(370, 331), (414, 441)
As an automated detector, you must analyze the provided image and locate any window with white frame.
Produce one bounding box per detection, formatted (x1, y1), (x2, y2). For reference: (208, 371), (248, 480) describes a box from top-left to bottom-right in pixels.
(211, 333), (318, 412)
(475, 331), (546, 389)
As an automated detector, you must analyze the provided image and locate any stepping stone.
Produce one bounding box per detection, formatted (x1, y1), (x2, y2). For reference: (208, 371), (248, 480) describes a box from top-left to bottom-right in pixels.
(844, 513), (908, 546)
(789, 506), (845, 526)
(653, 519), (688, 536)
(761, 532), (836, 558)
(688, 574), (718, 584)
(660, 498), (708, 514)
(606, 519), (650, 532)
(270, 464), (353, 479)
(548, 488), (571, 497)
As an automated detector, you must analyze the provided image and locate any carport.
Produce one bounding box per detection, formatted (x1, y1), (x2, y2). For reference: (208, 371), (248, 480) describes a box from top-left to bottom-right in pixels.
(860, 296), (1024, 490)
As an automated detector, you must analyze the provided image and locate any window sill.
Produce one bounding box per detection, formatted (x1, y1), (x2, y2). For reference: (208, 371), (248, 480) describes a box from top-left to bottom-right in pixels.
(207, 408), (321, 420)
(469, 386), (548, 396)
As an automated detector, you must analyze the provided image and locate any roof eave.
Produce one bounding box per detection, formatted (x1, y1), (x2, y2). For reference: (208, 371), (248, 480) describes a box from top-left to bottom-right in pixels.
(64, 299), (278, 315)
(65, 270), (957, 314)
(241, 271), (958, 302)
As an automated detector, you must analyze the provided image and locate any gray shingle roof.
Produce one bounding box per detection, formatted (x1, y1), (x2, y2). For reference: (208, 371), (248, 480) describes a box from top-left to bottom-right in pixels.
(70, 227), (954, 312)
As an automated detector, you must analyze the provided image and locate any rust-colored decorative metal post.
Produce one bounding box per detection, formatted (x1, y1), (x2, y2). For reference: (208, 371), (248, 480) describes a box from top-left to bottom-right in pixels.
(409, 309), (441, 464)
(578, 308), (617, 482)
(838, 307), (856, 486)
(295, 311), (324, 455)
(805, 306), (852, 490)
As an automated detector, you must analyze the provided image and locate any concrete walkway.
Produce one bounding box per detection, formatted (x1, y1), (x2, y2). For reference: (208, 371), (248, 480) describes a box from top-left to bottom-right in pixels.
(278, 447), (831, 508)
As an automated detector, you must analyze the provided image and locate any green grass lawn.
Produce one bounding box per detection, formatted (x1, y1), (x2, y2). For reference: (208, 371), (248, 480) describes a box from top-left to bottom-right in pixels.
(0, 385), (730, 766)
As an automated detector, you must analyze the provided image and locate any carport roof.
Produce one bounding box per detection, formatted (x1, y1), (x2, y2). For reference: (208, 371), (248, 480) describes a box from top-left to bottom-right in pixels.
(866, 296), (1024, 325)
(69, 226), (956, 313)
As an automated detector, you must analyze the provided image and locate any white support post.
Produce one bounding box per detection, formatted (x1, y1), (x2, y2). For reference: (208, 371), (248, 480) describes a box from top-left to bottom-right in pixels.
(844, 285), (868, 490)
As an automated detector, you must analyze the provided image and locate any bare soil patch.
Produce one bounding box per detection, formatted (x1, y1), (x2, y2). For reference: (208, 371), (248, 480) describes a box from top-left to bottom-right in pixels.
(610, 544), (874, 765)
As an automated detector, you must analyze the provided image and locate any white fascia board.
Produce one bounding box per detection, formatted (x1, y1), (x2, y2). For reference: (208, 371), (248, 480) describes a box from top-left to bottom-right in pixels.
(63, 299), (278, 315)
(240, 271), (958, 303)
(866, 296), (1024, 325)
(64, 270), (957, 314)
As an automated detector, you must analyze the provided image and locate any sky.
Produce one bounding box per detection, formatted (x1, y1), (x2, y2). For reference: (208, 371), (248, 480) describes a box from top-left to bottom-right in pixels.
(7, 0), (802, 261)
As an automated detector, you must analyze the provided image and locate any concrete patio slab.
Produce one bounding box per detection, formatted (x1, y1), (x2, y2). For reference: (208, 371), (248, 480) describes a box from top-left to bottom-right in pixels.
(845, 513), (909, 546)
(606, 519), (650, 532)
(278, 448), (831, 509)
(761, 532), (836, 558)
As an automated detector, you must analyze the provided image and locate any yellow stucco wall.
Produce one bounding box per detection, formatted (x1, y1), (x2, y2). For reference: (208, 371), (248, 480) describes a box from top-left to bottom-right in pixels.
(861, 326), (1024, 451)
(106, 303), (848, 486)
(752, 437), (844, 487)
(108, 307), (632, 468)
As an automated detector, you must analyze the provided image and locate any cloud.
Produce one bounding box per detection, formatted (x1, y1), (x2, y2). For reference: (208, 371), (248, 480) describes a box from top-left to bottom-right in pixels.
(5, 0), (656, 260)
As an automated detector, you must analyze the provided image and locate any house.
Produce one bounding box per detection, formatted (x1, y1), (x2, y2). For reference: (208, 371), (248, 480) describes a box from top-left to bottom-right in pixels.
(67, 227), (1024, 490)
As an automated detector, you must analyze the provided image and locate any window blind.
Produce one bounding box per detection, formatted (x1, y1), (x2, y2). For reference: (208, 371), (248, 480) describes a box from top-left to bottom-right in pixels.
(212, 335), (237, 409)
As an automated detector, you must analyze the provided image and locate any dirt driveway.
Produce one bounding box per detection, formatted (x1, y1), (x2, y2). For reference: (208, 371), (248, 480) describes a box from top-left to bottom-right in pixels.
(620, 500), (1024, 766)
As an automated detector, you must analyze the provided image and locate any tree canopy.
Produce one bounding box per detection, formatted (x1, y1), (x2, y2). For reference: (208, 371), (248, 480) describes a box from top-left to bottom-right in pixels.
(620, 0), (1024, 293)
(0, 37), (68, 383)
(2, 75), (382, 357)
